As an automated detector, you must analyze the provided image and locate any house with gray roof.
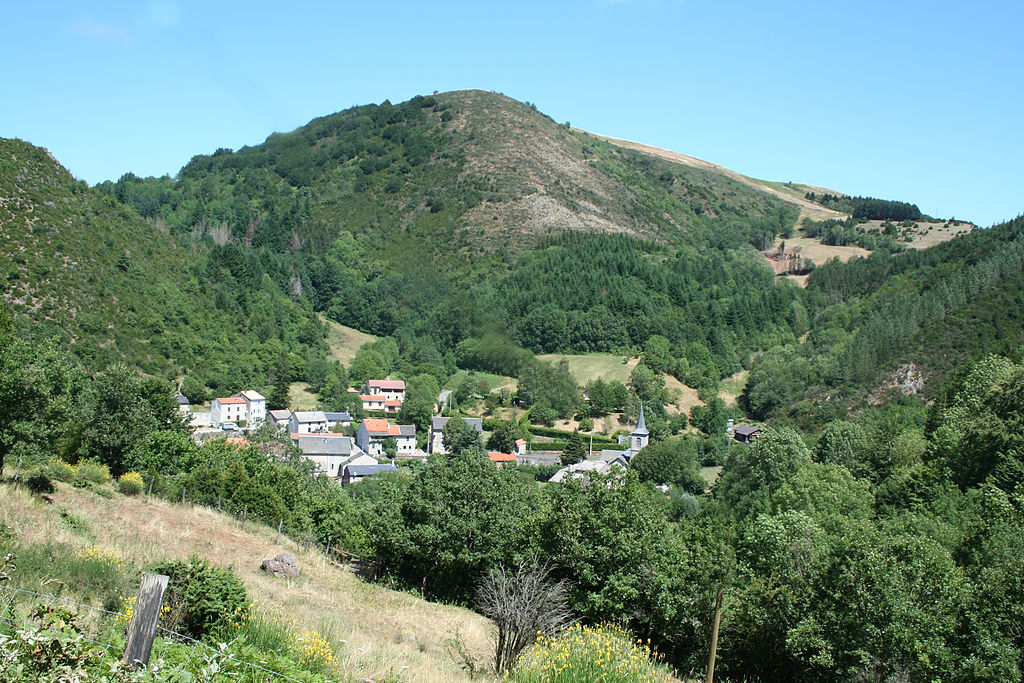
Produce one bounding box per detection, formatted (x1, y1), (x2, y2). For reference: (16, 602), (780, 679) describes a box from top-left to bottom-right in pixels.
(289, 411), (329, 434)
(324, 412), (352, 429)
(290, 433), (375, 478)
(429, 416), (484, 454)
(342, 463), (399, 485)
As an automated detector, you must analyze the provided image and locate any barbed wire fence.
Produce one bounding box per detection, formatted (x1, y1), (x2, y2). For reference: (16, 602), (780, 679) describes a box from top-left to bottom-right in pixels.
(0, 583), (311, 682)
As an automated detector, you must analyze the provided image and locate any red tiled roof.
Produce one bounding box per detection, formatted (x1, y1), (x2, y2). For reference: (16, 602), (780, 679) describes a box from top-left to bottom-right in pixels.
(369, 379), (406, 391)
(360, 395), (385, 402)
(362, 418), (390, 433)
(385, 400), (402, 407)
(215, 397), (246, 404)
(515, 438), (527, 445)
(489, 452), (517, 462)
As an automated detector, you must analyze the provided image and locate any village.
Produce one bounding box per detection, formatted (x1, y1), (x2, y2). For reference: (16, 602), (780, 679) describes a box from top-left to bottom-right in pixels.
(177, 378), (763, 487)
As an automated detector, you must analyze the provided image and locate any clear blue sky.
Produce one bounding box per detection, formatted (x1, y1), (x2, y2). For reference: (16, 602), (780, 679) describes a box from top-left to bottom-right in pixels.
(3, 1), (1021, 226)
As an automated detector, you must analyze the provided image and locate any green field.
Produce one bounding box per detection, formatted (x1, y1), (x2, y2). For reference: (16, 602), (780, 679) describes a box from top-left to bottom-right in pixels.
(537, 353), (639, 385)
(445, 369), (517, 392)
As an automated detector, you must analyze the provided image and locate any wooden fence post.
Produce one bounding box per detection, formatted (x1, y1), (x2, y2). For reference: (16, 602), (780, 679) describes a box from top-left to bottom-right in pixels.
(123, 572), (169, 670)
(243, 504), (248, 523)
(276, 519), (283, 545)
(705, 585), (724, 683)
(181, 488), (186, 505)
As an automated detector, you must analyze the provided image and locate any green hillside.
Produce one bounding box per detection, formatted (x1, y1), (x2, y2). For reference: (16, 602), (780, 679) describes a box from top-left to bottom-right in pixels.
(94, 91), (809, 395)
(0, 138), (327, 397)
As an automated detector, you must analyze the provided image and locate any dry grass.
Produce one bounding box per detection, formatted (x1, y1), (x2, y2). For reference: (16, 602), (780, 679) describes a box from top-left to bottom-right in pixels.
(663, 375), (703, 416)
(0, 481), (492, 682)
(288, 382), (319, 411)
(581, 131), (846, 224)
(537, 353), (639, 385)
(323, 317), (376, 366)
(719, 370), (748, 408)
(700, 466), (723, 490)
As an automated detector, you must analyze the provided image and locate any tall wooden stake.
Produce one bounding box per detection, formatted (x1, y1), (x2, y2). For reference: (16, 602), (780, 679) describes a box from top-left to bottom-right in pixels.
(123, 572), (169, 670)
(705, 585), (724, 683)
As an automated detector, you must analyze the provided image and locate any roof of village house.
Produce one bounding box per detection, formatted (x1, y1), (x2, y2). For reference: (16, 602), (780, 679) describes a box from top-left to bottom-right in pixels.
(361, 419), (415, 438)
(515, 438), (527, 446)
(293, 434), (354, 457)
(239, 390), (265, 401)
(324, 412), (352, 422)
(489, 452), (517, 462)
(368, 379), (406, 391)
(385, 400), (402, 407)
(360, 394), (385, 401)
(268, 409), (292, 420)
(430, 416), (484, 432)
(215, 397), (246, 405)
(734, 425), (762, 437)
(292, 411), (328, 423)
(345, 463), (398, 478)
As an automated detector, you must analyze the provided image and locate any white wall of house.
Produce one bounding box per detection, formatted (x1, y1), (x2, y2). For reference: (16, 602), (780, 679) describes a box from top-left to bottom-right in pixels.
(212, 400), (247, 426)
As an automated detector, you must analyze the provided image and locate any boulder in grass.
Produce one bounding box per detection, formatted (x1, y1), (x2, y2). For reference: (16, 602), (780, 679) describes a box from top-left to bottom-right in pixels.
(260, 553), (299, 578)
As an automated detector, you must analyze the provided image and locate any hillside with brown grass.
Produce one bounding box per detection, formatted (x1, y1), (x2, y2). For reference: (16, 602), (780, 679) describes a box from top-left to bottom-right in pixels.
(0, 479), (490, 682)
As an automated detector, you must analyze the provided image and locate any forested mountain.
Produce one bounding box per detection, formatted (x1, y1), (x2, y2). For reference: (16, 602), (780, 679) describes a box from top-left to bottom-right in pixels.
(0, 138), (328, 394)
(87, 90), (804, 394)
(744, 215), (1024, 425)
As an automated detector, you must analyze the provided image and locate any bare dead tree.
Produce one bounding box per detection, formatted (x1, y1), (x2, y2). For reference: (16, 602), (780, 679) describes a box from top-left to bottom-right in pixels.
(476, 557), (575, 674)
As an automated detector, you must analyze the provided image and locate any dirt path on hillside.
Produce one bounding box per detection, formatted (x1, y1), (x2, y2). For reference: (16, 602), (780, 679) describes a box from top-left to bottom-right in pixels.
(576, 129), (846, 223)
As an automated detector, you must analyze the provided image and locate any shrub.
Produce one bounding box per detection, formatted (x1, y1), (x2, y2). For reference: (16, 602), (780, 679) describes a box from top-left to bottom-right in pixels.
(47, 459), (75, 482)
(509, 623), (674, 683)
(150, 555), (250, 640)
(25, 470), (54, 494)
(74, 460), (110, 485)
(117, 471), (145, 496)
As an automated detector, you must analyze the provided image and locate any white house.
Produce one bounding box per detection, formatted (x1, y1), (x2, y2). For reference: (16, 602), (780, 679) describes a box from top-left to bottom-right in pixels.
(356, 418), (416, 457)
(239, 390), (266, 426)
(290, 433), (373, 478)
(324, 412), (352, 429)
(268, 409), (292, 428)
(428, 416), (483, 454)
(290, 411), (329, 434)
(360, 394), (386, 412)
(211, 397), (247, 426)
(367, 379), (406, 403)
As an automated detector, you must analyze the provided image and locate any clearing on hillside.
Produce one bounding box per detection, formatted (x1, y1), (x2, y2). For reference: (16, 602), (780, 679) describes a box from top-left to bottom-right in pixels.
(0, 481), (491, 683)
(323, 317), (376, 365)
(537, 353), (639, 385)
(663, 374), (703, 416)
(288, 382), (319, 411)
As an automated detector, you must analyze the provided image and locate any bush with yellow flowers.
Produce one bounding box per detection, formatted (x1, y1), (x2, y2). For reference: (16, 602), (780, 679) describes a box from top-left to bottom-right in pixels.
(291, 629), (337, 672)
(117, 470), (146, 495)
(508, 623), (676, 683)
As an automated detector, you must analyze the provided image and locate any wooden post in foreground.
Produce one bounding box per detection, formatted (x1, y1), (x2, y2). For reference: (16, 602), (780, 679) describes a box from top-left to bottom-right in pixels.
(705, 585), (724, 683)
(123, 572), (169, 670)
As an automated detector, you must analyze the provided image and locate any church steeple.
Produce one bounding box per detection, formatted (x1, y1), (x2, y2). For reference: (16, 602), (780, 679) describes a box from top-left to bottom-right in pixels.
(629, 405), (649, 456)
(633, 405), (649, 436)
